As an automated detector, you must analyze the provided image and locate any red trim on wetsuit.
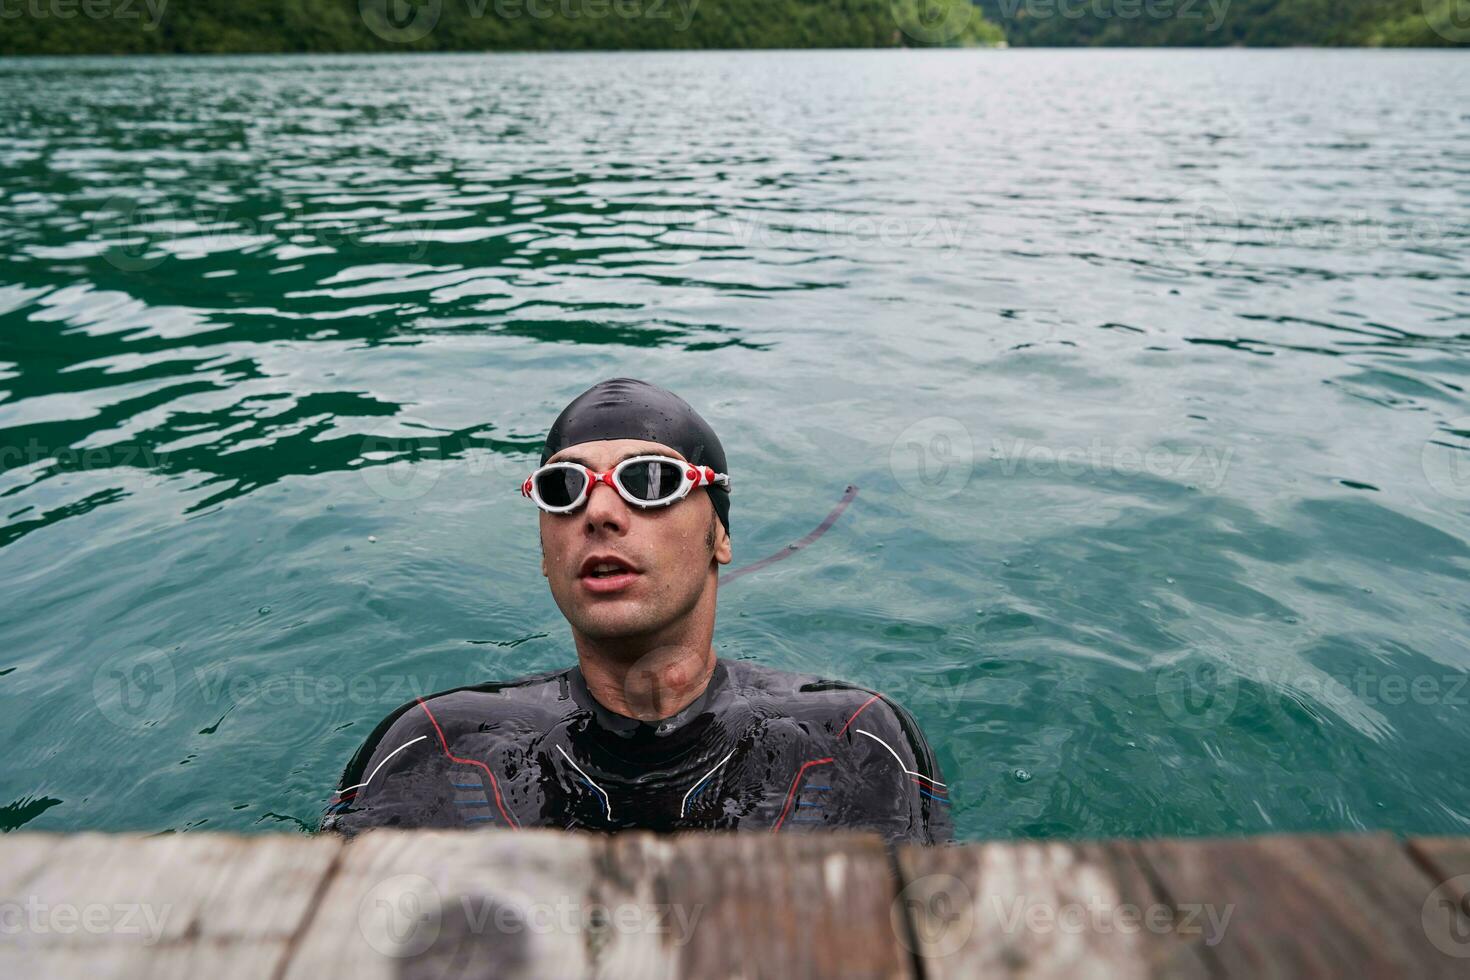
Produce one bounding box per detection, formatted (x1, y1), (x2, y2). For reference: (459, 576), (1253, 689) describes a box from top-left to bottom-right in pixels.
(417, 697), (520, 830)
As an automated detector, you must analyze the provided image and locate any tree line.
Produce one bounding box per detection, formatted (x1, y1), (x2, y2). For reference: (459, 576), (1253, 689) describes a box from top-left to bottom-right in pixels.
(0, 0), (1462, 54)
(974, 0), (1467, 46)
(0, 0), (1001, 55)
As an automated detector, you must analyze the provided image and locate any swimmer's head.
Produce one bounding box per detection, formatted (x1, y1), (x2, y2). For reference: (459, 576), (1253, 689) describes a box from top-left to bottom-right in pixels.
(535, 378), (732, 643)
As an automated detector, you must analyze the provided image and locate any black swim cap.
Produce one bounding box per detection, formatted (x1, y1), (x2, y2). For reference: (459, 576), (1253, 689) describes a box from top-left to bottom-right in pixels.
(540, 378), (730, 535)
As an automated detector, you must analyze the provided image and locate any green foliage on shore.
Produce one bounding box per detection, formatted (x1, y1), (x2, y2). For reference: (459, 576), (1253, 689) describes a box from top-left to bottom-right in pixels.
(974, 0), (1469, 47)
(0, 0), (1459, 54)
(0, 0), (1002, 56)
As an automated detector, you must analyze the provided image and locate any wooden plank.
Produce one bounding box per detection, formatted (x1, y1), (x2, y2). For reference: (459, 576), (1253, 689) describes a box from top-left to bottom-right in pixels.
(0, 832), (68, 893)
(280, 828), (645, 980)
(0, 831), (342, 980)
(1405, 837), (1470, 963)
(13, 832), (341, 943)
(0, 943), (333, 980)
(1408, 836), (1470, 903)
(1136, 833), (1465, 979)
(5, 829), (1469, 978)
(286, 829), (904, 980)
(609, 831), (911, 980)
(896, 838), (1211, 979)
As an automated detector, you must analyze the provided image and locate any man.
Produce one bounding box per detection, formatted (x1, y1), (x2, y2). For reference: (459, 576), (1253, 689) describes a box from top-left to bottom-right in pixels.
(321, 378), (952, 844)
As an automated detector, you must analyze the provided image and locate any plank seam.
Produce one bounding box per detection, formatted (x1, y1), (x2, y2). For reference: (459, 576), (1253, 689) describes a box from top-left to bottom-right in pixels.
(1404, 836), (1456, 890)
(268, 838), (347, 980)
(885, 842), (927, 980)
(1130, 841), (1228, 980)
(586, 834), (627, 973)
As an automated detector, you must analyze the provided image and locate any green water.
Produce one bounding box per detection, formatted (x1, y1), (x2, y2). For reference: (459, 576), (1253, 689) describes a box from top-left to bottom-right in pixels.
(2, 50), (1468, 839)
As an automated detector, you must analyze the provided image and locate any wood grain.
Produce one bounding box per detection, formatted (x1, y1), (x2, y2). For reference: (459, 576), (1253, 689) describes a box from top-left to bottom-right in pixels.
(1404, 837), (1470, 965)
(1137, 833), (1465, 979)
(896, 838), (1211, 979)
(5, 829), (1469, 979)
(1408, 836), (1470, 905)
(0, 831), (341, 980)
(281, 828), (637, 980)
(611, 831), (912, 980)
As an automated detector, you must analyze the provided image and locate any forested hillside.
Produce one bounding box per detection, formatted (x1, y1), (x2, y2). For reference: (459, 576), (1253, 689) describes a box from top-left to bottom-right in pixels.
(1, 0), (1463, 54)
(0, 0), (1002, 55)
(975, 0), (1467, 46)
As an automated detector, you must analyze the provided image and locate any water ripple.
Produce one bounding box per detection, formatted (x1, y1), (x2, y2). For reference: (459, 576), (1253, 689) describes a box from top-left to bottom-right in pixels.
(1, 50), (1468, 839)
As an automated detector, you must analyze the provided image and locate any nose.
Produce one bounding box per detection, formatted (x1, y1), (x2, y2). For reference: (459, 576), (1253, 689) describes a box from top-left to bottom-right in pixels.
(582, 476), (630, 535)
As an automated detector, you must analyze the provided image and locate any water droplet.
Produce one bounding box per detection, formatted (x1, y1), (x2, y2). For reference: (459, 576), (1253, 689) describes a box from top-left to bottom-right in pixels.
(1012, 768), (1032, 783)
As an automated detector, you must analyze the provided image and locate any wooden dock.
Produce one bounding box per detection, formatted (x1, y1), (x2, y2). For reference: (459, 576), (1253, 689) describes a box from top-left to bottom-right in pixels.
(2, 830), (1468, 978)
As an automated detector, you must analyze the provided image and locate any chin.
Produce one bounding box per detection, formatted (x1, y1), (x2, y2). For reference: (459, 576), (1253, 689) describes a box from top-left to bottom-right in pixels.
(572, 605), (661, 641)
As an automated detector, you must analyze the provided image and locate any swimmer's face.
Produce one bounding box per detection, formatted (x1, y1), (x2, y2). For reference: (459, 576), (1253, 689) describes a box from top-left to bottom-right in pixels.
(538, 438), (732, 643)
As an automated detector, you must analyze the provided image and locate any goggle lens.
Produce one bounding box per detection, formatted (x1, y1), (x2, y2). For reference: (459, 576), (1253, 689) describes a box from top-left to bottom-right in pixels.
(533, 466), (588, 508)
(617, 459), (687, 502)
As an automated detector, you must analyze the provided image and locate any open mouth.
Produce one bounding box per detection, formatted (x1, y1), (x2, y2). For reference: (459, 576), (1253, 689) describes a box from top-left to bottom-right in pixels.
(577, 554), (641, 593)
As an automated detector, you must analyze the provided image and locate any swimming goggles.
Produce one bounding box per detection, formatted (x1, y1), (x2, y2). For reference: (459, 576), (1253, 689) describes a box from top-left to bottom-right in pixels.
(521, 454), (731, 514)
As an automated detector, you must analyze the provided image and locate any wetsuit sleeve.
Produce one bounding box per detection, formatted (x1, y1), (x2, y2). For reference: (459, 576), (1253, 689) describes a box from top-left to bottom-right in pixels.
(318, 699), (457, 835)
(837, 694), (954, 845)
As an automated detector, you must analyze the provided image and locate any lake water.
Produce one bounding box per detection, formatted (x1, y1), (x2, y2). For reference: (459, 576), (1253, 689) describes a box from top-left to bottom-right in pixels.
(2, 49), (1468, 839)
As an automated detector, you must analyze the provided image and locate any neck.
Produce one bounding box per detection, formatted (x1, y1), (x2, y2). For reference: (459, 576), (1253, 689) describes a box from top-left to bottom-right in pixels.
(573, 581), (719, 721)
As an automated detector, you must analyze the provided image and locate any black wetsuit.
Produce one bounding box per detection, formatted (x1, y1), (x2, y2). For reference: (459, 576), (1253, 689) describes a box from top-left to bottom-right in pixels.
(320, 659), (953, 845)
